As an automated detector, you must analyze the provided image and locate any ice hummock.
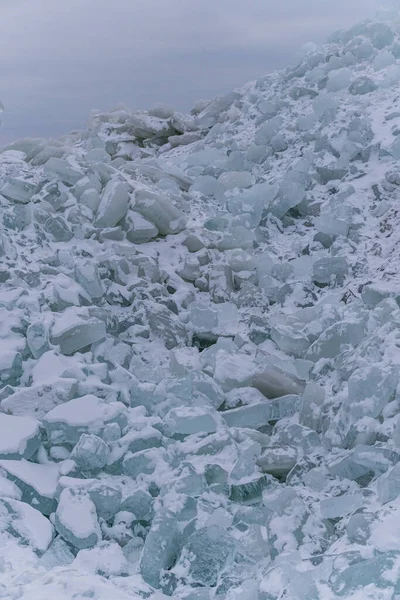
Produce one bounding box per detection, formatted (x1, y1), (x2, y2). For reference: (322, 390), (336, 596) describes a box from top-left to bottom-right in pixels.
(2, 11), (400, 600)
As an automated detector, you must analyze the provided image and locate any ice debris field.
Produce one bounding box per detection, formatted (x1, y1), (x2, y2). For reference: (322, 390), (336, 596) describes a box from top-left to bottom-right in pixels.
(3, 12), (400, 600)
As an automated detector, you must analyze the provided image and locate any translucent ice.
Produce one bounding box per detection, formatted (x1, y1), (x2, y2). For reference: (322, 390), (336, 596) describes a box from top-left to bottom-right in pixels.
(125, 210), (158, 243)
(326, 68), (352, 92)
(140, 509), (180, 588)
(134, 189), (187, 235)
(94, 181), (129, 228)
(0, 178), (36, 203)
(43, 157), (84, 185)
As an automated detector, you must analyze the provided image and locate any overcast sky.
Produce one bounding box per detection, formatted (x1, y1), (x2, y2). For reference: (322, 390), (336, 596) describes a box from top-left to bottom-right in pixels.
(0, 0), (389, 144)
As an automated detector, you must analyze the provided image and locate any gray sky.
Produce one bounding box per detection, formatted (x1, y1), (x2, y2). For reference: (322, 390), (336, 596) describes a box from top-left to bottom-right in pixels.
(0, 0), (384, 144)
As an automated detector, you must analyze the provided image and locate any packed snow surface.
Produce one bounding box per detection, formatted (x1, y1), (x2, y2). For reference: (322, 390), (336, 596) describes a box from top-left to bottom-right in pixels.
(2, 11), (400, 600)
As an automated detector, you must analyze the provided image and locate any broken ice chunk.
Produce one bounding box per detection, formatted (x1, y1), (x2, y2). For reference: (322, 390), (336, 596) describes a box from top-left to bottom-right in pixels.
(315, 215), (349, 238)
(320, 494), (364, 519)
(230, 439), (262, 480)
(50, 311), (106, 355)
(313, 257), (348, 284)
(125, 210), (158, 243)
(164, 406), (222, 438)
(214, 351), (257, 392)
(222, 395), (302, 429)
(40, 536), (75, 569)
(80, 188), (101, 212)
(377, 462), (400, 504)
(55, 488), (101, 550)
(0, 177), (36, 203)
(0, 459), (59, 515)
(43, 395), (126, 444)
(123, 447), (166, 478)
(326, 67), (352, 92)
(71, 434), (110, 471)
(252, 362), (305, 398)
(346, 512), (373, 544)
(270, 325), (310, 358)
(257, 446), (297, 478)
(218, 171), (252, 190)
(43, 157), (84, 185)
(26, 322), (49, 359)
(348, 76), (378, 95)
(140, 509), (180, 588)
(0, 497), (54, 553)
(44, 215), (73, 242)
(177, 527), (237, 587)
(75, 262), (104, 301)
(374, 50), (395, 70)
(306, 318), (365, 361)
(0, 414), (40, 460)
(94, 181), (129, 228)
(134, 189), (186, 235)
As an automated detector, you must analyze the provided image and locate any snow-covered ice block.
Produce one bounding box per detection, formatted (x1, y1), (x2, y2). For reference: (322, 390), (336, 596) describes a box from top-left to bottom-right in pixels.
(0, 497), (54, 553)
(55, 487), (101, 550)
(50, 312), (106, 355)
(43, 395), (126, 445)
(57, 476), (122, 520)
(134, 189), (187, 235)
(94, 181), (129, 228)
(71, 434), (110, 471)
(214, 351), (257, 392)
(0, 177), (36, 203)
(218, 171), (252, 190)
(43, 157), (84, 185)
(1, 378), (77, 418)
(0, 459), (59, 515)
(0, 413), (40, 460)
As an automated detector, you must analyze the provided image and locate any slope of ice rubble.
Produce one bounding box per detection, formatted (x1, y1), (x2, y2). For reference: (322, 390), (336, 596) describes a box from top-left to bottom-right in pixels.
(2, 13), (400, 600)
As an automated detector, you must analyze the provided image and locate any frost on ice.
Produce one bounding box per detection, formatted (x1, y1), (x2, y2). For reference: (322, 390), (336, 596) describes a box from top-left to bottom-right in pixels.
(2, 12), (400, 600)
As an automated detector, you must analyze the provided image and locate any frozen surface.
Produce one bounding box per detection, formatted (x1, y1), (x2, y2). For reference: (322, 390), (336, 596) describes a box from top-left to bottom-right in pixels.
(2, 12), (400, 600)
